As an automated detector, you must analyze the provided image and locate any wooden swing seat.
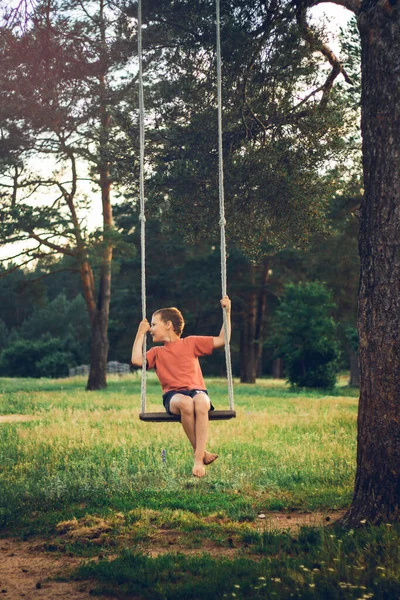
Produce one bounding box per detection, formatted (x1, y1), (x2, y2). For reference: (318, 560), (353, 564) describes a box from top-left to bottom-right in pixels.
(139, 409), (236, 422)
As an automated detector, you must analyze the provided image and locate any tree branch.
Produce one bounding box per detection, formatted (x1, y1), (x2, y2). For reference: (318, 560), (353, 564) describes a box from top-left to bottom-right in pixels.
(29, 232), (76, 257)
(2, 0), (37, 29)
(0, 245), (39, 264)
(296, 1), (355, 107)
(0, 256), (39, 278)
(310, 0), (361, 15)
(299, 9), (353, 73)
(18, 266), (81, 288)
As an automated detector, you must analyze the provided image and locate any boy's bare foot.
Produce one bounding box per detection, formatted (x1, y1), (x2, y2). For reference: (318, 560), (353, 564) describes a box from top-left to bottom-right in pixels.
(193, 461), (206, 478)
(203, 451), (218, 465)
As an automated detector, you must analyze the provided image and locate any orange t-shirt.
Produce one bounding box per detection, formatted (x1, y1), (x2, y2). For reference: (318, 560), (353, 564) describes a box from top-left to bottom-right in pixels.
(146, 336), (214, 393)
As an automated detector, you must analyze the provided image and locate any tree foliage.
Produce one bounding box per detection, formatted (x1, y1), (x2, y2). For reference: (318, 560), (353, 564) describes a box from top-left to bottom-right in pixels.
(273, 281), (340, 388)
(134, 0), (355, 257)
(0, 337), (73, 377)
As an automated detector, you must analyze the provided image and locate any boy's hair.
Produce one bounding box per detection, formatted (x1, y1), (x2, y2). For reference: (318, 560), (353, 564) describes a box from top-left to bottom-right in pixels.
(153, 307), (185, 336)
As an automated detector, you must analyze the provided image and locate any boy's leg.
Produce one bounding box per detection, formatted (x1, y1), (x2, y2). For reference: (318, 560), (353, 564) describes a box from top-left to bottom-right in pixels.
(192, 393), (210, 477)
(169, 394), (196, 450)
(193, 393), (218, 475)
(169, 392), (217, 478)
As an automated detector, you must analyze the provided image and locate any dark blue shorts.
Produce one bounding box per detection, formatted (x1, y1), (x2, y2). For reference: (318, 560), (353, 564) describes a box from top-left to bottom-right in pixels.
(162, 389), (215, 415)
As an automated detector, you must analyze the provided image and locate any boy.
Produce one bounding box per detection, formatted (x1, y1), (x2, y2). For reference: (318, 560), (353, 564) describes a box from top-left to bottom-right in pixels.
(131, 296), (231, 478)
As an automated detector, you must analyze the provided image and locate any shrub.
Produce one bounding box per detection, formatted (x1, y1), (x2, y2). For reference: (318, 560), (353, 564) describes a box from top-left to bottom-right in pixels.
(35, 351), (74, 378)
(273, 282), (340, 389)
(0, 337), (74, 378)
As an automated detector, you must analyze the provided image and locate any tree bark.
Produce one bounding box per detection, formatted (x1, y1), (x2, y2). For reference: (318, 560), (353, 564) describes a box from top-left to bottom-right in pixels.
(86, 307), (109, 390)
(240, 260), (270, 383)
(348, 350), (360, 388)
(340, 0), (400, 526)
(240, 285), (257, 383)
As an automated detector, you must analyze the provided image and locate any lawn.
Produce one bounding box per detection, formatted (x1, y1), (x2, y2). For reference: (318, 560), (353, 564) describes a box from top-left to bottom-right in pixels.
(0, 375), (398, 599)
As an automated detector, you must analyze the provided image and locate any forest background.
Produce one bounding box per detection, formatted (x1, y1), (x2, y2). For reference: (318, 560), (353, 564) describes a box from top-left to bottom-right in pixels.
(0, 0), (361, 387)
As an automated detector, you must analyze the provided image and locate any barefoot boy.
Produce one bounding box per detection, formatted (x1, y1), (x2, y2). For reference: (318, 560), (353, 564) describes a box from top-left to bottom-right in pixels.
(131, 296), (231, 478)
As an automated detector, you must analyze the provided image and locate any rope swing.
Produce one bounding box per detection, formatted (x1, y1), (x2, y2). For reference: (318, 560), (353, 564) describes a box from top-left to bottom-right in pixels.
(138, 0), (235, 422)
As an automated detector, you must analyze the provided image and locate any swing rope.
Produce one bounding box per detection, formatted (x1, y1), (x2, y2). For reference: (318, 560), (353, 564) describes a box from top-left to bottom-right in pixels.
(137, 0), (234, 415)
(216, 0), (234, 412)
(137, 0), (147, 415)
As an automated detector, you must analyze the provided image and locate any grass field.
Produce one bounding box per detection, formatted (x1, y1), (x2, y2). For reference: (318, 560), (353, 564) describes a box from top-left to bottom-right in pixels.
(0, 375), (398, 599)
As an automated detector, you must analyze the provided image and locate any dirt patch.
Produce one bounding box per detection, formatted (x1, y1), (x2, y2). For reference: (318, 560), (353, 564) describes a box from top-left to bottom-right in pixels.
(56, 516), (113, 546)
(0, 510), (346, 598)
(0, 538), (112, 599)
(256, 509), (347, 531)
(0, 415), (39, 424)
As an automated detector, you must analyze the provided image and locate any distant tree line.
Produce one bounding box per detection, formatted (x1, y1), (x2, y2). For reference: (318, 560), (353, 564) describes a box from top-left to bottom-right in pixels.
(0, 186), (360, 386)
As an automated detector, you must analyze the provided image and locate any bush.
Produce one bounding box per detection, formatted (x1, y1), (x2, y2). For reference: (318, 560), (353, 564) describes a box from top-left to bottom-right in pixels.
(273, 282), (340, 389)
(18, 293), (90, 363)
(0, 338), (75, 378)
(35, 351), (74, 378)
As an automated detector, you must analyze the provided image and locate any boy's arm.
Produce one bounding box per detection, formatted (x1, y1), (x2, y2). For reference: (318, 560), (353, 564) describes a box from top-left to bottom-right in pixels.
(213, 296), (231, 348)
(131, 319), (150, 366)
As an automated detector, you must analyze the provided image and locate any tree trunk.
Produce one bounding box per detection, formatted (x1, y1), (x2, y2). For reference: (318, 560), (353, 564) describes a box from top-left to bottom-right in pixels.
(240, 260), (270, 383)
(240, 283), (257, 383)
(86, 0), (113, 391)
(348, 350), (360, 388)
(254, 259), (269, 375)
(272, 358), (284, 379)
(85, 168), (113, 391)
(86, 309), (109, 390)
(341, 0), (400, 526)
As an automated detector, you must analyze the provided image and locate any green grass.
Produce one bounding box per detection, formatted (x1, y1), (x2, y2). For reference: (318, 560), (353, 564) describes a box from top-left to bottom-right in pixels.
(0, 375), (357, 528)
(76, 522), (400, 599)
(1, 375), (398, 598)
